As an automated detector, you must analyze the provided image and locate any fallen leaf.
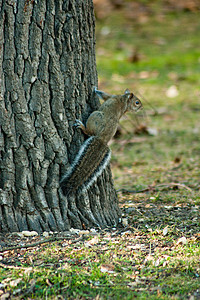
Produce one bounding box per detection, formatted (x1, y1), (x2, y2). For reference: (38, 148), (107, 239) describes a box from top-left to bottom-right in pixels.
(90, 228), (98, 235)
(127, 244), (145, 250)
(146, 127), (158, 136)
(134, 124), (158, 136)
(122, 218), (128, 226)
(121, 230), (132, 236)
(23, 267), (33, 276)
(69, 228), (80, 234)
(139, 71), (150, 79)
(163, 260), (168, 267)
(22, 231), (38, 237)
(166, 85), (179, 98)
(2, 278), (12, 285)
(176, 237), (187, 245)
(128, 49), (141, 63)
(46, 278), (52, 287)
(9, 232), (24, 238)
(100, 264), (115, 273)
(85, 236), (99, 247)
(174, 156), (181, 163)
(43, 232), (49, 237)
(0, 292), (10, 300)
(79, 230), (90, 235)
(144, 254), (154, 264)
(9, 278), (22, 287)
(154, 259), (160, 267)
(163, 226), (168, 236)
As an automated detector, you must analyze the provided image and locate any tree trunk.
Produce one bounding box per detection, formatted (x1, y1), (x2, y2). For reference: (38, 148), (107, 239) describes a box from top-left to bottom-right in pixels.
(0, 0), (121, 232)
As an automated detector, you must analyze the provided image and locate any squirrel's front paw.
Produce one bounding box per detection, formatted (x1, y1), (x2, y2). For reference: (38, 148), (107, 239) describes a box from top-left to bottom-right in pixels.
(74, 119), (84, 129)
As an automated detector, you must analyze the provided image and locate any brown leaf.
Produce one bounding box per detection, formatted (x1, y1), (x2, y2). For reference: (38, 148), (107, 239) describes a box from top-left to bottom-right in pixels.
(9, 278), (22, 287)
(176, 237), (187, 245)
(100, 264), (115, 273)
(85, 236), (99, 247)
(163, 226), (169, 236)
(0, 292), (10, 300)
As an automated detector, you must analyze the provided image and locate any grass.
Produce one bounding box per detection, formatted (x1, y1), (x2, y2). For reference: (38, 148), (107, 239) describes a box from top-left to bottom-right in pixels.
(0, 231), (199, 299)
(0, 3), (200, 299)
(96, 8), (200, 87)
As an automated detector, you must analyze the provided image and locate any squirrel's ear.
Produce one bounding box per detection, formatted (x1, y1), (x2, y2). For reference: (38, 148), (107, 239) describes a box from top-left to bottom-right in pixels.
(124, 88), (130, 94)
(128, 93), (133, 99)
(124, 89), (133, 100)
(94, 87), (111, 101)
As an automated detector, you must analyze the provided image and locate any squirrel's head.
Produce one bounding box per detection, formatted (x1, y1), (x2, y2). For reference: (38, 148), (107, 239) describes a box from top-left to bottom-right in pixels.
(123, 89), (142, 112)
(94, 87), (142, 112)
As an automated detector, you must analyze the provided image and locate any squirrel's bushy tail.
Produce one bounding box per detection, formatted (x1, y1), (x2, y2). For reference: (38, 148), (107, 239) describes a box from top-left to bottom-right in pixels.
(60, 136), (111, 196)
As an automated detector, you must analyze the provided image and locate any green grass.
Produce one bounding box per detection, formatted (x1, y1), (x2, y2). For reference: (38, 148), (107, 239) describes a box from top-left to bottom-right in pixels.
(0, 233), (199, 299)
(96, 9), (200, 87)
(0, 3), (200, 300)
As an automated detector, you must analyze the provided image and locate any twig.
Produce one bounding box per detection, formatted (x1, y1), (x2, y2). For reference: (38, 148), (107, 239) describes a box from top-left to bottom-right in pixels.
(118, 182), (193, 194)
(0, 236), (83, 252)
(157, 182), (193, 192)
(0, 262), (34, 270)
(117, 187), (152, 194)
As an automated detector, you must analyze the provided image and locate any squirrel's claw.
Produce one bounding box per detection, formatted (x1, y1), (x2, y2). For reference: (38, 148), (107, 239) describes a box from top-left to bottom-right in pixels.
(74, 119), (88, 135)
(74, 119), (84, 129)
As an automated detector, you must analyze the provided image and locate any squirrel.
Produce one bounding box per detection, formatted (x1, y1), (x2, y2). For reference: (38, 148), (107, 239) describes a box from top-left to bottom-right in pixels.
(60, 87), (142, 196)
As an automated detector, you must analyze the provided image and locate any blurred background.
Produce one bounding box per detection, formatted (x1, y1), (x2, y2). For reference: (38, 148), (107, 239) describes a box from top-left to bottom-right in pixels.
(93, 0), (200, 205)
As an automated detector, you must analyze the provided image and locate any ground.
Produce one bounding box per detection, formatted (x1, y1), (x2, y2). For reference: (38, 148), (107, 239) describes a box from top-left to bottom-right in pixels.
(0, 1), (200, 299)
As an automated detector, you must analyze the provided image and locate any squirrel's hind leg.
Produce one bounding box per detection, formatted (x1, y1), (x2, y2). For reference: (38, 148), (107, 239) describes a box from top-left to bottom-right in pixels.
(74, 119), (89, 135)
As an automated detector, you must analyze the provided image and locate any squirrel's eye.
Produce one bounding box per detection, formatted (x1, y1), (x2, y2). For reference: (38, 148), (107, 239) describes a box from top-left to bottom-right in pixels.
(135, 100), (140, 105)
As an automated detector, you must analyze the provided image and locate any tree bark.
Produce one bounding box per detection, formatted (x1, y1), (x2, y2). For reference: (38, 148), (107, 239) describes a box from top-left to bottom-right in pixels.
(0, 0), (121, 232)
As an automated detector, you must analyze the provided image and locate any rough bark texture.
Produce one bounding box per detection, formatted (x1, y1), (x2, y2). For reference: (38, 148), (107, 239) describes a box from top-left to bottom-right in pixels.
(0, 0), (121, 232)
